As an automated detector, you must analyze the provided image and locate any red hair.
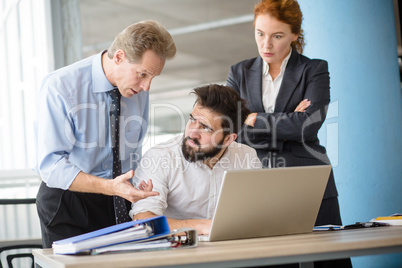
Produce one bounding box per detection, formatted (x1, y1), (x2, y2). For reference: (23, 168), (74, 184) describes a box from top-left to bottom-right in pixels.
(254, 0), (305, 54)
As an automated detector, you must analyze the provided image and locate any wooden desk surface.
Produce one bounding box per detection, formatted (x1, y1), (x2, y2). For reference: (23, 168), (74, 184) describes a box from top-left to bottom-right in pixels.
(33, 226), (402, 268)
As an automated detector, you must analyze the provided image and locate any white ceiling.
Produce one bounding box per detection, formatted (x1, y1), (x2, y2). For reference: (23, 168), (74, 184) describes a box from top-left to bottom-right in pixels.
(80, 0), (260, 131)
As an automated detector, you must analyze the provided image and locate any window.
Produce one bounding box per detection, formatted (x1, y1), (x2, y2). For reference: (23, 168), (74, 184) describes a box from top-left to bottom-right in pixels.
(0, 0), (53, 201)
(0, 0), (52, 170)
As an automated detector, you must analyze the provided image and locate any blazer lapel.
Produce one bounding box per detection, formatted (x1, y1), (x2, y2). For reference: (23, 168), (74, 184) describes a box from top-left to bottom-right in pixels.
(245, 57), (265, 112)
(275, 50), (305, 112)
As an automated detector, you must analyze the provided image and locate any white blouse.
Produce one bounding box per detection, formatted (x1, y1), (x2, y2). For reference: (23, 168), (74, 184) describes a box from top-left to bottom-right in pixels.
(261, 48), (292, 113)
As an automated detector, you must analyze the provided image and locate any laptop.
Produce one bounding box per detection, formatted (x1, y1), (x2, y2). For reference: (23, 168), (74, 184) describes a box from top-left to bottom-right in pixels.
(199, 165), (331, 242)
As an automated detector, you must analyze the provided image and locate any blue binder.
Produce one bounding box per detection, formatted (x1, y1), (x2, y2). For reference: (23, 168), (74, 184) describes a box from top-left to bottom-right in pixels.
(52, 215), (170, 254)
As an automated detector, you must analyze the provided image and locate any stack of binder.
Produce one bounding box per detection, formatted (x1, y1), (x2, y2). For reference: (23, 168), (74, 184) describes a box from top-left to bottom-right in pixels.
(52, 216), (198, 255)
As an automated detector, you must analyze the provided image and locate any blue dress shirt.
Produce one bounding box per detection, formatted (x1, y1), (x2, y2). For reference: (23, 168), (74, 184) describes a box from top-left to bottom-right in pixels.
(34, 51), (149, 190)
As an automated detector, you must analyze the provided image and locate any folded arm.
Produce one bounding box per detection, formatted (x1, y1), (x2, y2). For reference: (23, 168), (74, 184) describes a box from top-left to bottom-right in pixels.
(227, 60), (330, 145)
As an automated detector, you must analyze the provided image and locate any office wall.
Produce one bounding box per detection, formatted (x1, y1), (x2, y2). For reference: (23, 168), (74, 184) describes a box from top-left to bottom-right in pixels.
(298, 0), (402, 267)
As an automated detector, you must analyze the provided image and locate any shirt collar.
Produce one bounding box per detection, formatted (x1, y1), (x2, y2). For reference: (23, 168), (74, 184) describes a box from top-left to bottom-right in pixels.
(263, 47), (292, 77)
(92, 50), (115, 93)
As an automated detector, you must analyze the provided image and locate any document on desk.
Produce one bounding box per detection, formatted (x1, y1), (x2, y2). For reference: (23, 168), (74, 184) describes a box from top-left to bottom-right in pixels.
(370, 213), (402, 225)
(313, 225), (343, 231)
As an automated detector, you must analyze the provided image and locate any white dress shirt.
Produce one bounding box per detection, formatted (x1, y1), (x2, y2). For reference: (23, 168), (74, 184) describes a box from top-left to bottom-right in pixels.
(262, 49), (292, 113)
(129, 135), (262, 220)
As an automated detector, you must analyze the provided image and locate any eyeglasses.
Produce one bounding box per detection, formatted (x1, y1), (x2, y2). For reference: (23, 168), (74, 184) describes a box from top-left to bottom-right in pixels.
(188, 114), (214, 134)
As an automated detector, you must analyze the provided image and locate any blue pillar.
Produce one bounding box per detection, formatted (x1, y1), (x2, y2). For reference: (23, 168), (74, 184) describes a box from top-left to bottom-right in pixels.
(298, 0), (402, 267)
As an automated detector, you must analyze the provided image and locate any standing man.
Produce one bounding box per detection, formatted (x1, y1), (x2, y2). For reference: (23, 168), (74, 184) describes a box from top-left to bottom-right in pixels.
(130, 84), (262, 234)
(34, 20), (176, 248)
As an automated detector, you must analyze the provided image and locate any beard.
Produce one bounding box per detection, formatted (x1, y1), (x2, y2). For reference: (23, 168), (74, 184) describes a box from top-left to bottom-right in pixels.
(181, 135), (225, 163)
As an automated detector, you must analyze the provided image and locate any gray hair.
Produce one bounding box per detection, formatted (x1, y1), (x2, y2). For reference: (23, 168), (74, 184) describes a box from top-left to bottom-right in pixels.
(107, 20), (176, 62)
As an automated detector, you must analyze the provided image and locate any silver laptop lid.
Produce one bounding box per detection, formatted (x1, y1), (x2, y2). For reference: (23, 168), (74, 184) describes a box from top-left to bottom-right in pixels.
(208, 165), (331, 241)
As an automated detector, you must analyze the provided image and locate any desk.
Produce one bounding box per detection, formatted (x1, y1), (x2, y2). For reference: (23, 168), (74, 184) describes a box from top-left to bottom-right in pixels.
(33, 226), (402, 268)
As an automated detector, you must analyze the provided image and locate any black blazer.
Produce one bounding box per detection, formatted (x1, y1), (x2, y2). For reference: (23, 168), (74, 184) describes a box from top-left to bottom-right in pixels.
(227, 49), (338, 199)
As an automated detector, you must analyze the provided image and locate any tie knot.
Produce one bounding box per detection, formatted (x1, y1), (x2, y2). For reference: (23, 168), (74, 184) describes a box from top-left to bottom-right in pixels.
(109, 88), (121, 103)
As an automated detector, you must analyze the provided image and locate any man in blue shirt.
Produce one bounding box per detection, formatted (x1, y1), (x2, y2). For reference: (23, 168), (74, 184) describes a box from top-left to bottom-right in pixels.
(34, 20), (176, 248)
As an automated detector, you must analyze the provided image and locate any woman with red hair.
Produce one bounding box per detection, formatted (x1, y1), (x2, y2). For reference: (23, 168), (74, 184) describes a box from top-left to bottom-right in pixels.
(227, 1), (352, 266)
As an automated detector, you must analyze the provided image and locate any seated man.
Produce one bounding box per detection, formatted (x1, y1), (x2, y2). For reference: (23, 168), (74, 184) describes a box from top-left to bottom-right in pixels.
(129, 84), (262, 234)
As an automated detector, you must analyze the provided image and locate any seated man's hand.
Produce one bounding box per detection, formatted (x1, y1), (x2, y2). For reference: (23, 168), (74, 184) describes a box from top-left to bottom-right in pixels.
(134, 212), (212, 235)
(195, 219), (212, 235)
